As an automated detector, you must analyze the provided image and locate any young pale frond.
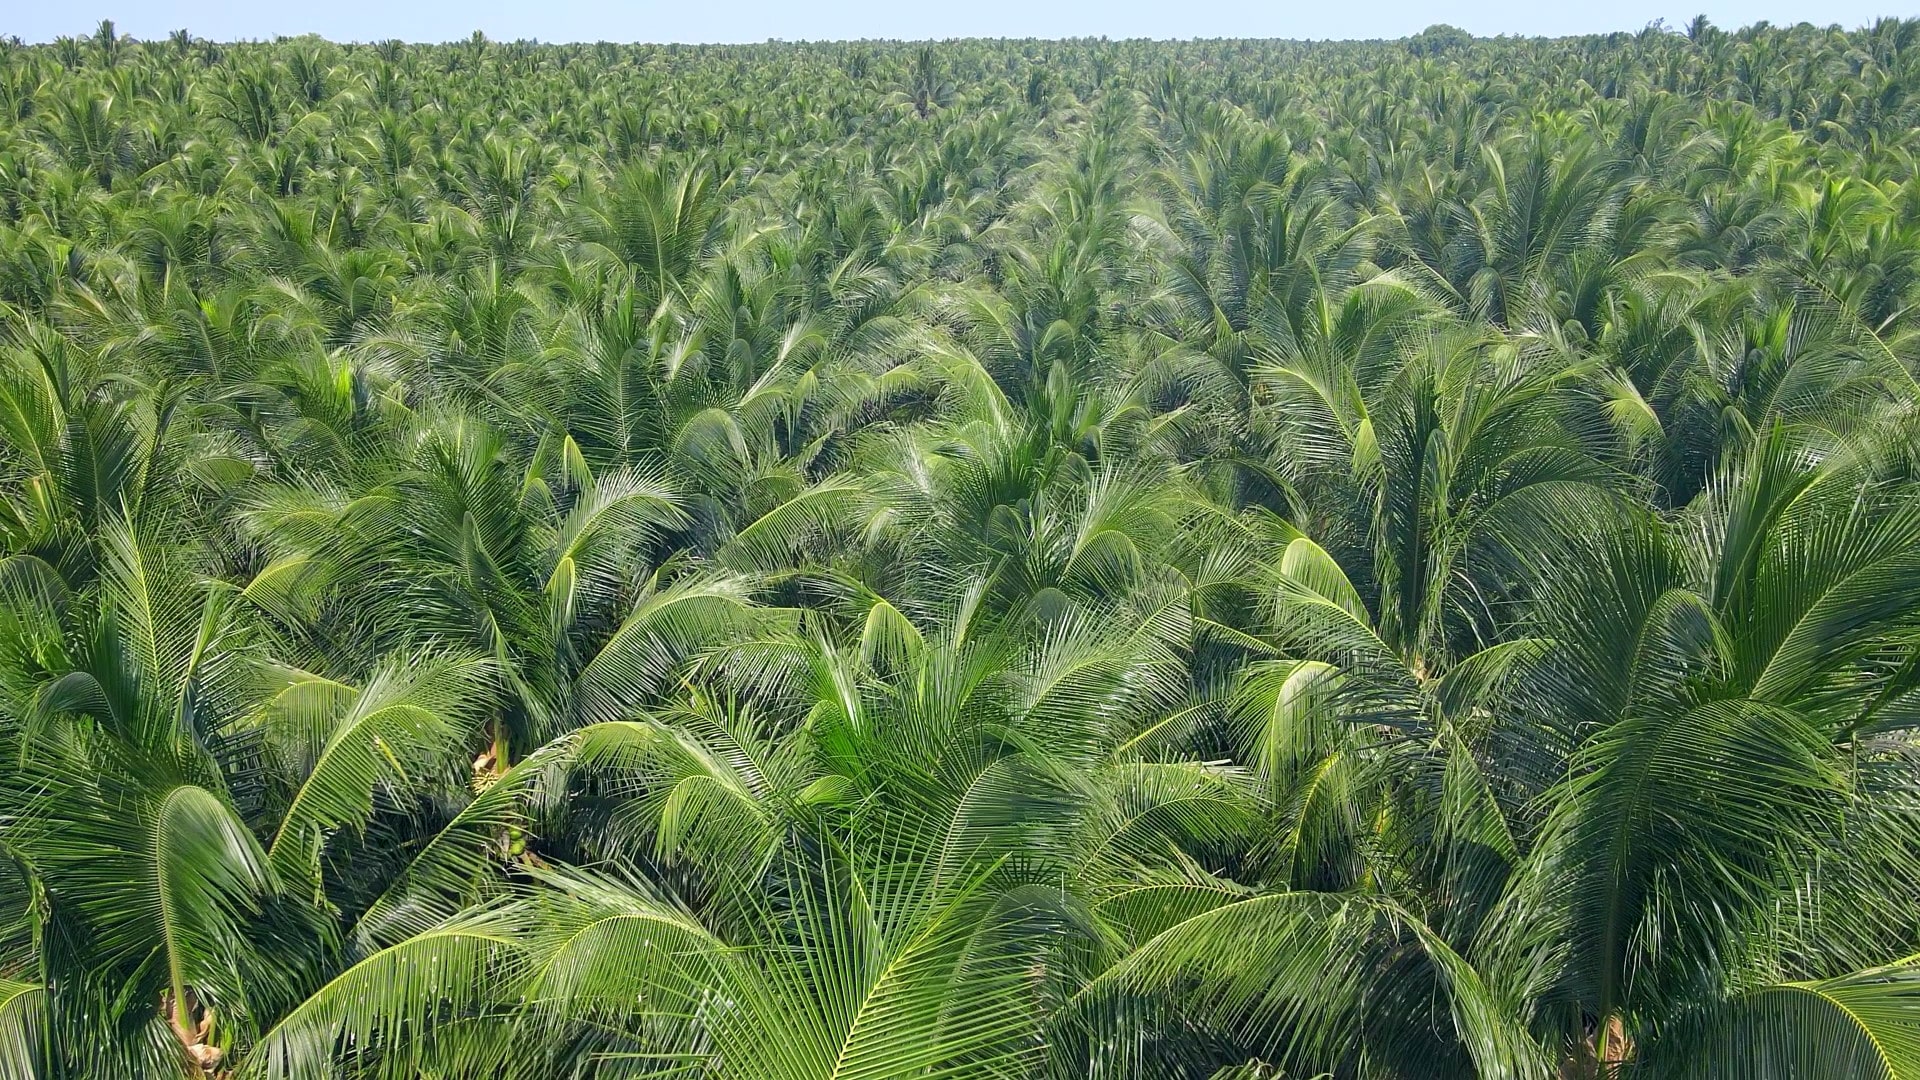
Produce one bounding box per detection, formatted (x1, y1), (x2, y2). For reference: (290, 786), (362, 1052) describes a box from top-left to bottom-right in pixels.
(0, 978), (44, 1080)
(241, 907), (529, 1080)
(717, 475), (877, 574)
(573, 572), (784, 725)
(704, 851), (1051, 1080)
(1632, 960), (1920, 1080)
(265, 651), (496, 884)
(514, 864), (725, 1027)
(1074, 891), (1546, 1080)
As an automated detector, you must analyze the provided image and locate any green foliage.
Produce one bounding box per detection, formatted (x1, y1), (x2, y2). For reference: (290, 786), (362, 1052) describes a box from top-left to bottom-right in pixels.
(3, 17), (1920, 1079)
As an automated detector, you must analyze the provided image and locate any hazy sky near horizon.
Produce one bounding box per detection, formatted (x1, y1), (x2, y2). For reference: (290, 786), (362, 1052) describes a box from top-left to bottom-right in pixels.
(9, 0), (1912, 45)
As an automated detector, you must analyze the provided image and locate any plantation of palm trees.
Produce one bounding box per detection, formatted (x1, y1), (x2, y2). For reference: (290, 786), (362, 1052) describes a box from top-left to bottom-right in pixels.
(6, 15), (1920, 1077)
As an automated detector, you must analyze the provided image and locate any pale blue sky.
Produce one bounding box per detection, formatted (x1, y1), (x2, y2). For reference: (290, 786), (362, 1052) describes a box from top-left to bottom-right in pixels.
(9, 0), (1912, 45)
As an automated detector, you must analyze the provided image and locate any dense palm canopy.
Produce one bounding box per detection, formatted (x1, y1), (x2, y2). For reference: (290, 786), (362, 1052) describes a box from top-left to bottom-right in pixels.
(4, 16), (1920, 1078)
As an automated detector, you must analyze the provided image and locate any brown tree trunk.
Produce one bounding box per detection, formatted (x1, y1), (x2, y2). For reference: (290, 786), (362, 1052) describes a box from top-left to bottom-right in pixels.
(164, 990), (227, 1077)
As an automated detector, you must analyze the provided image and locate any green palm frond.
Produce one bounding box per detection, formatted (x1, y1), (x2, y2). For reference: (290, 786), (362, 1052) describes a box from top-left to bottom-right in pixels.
(1632, 960), (1920, 1080)
(241, 907), (527, 1080)
(265, 652), (495, 886)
